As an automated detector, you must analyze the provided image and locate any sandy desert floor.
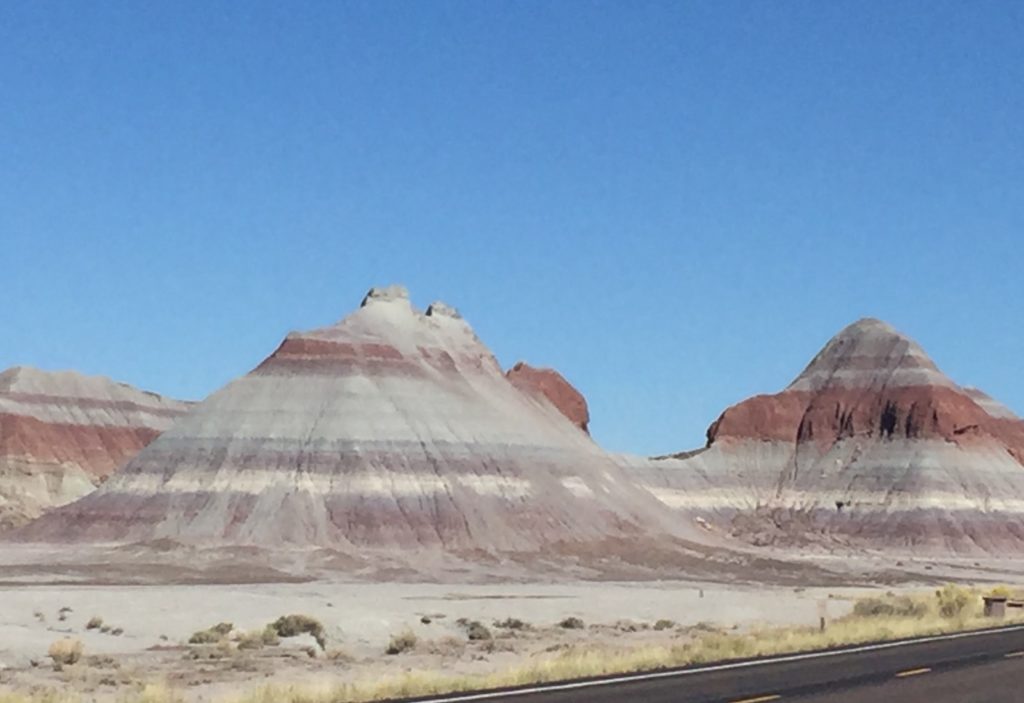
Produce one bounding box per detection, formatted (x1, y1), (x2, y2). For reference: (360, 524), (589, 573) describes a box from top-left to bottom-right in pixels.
(3, 547), (1024, 703)
(0, 578), (864, 702)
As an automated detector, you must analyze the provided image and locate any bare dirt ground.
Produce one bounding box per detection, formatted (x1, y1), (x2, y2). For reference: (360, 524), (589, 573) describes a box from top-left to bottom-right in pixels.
(3, 545), (1024, 702)
(1, 579), (863, 702)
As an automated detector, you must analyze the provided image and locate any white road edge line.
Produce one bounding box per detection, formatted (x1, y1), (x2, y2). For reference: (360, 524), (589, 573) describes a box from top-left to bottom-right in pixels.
(416, 625), (1024, 702)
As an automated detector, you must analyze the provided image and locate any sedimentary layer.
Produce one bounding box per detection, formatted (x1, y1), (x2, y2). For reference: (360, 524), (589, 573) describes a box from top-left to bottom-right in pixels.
(0, 367), (189, 529)
(628, 319), (1024, 553)
(15, 286), (685, 556)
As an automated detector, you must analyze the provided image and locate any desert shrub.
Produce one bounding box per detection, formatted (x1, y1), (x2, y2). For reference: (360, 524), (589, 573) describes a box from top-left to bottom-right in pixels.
(269, 615), (326, 650)
(653, 619), (676, 631)
(936, 584), (973, 619)
(853, 595), (929, 619)
(189, 622), (234, 644)
(989, 585), (1013, 599)
(385, 630), (418, 655)
(558, 617), (585, 630)
(420, 616), (432, 624)
(237, 630), (267, 651)
(260, 624), (280, 646)
(86, 654), (117, 668)
(479, 638), (515, 654)
(111, 627), (124, 636)
(454, 618), (491, 639)
(465, 621), (492, 641)
(494, 617), (529, 630)
(613, 620), (644, 632)
(188, 629), (220, 645)
(86, 616), (104, 630)
(48, 638), (83, 666)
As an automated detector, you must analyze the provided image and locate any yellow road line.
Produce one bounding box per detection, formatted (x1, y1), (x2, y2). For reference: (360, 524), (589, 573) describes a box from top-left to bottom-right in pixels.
(895, 667), (932, 678)
(730, 696), (782, 703)
(1005, 651), (1024, 658)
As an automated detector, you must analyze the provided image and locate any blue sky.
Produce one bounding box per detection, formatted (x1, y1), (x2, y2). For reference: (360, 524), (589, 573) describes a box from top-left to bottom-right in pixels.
(1, 1), (1021, 454)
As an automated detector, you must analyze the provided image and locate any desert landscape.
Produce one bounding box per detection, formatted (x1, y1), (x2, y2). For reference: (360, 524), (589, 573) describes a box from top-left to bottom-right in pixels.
(3, 286), (1024, 702)
(5, 3), (1020, 699)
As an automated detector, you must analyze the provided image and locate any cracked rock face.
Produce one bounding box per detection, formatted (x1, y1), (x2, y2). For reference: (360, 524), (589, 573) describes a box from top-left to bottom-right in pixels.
(15, 286), (681, 555)
(627, 318), (1024, 554)
(0, 367), (190, 530)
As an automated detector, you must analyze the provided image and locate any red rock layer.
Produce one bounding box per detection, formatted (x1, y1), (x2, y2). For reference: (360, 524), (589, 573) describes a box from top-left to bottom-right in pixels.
(0, 413), (164, 480)
(703, 318), (1024, 458)
(708, 384), (1024, 454)
(506, 362), (590, 434)
(0, 367), (190, 529)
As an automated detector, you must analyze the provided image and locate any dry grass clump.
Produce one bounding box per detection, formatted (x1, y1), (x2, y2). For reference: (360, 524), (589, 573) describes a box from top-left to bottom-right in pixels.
(385, 630), (418, 655)
(237, 630), (270, 651)
(653, 619), (676, 631)
(47, 638), (83, 668)
(458, 620), (491, 641)
(852, 594), (929, 618)
(558, 617), (585, 629)
(612, 620), (648, 632)
(478, 638), (515, 654)
(141, 683), (186, 703)
(1, 691), (80, 703)
(85, 616), (103, 631)
(493, 617), (530, 631)
(853, 585), (979, 622)
(935, 583), (973, 618)
(269, 615), (327, 651)
(188, 622), (234, 645)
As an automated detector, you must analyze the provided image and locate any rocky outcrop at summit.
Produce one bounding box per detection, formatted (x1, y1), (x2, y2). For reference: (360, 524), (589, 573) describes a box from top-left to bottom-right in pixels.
(0, 367), (190, 530)
(628, 318), (1024, 554)
(506, 362), (590, 434)
(15, 286), (683, 559)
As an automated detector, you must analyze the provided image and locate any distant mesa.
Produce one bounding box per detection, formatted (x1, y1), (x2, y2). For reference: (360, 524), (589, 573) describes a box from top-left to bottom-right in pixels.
(628, 317), (1024, 554)
(0, 366), (190, 531)
(506, 362), (590, 435)
(14, 285), (680, 559)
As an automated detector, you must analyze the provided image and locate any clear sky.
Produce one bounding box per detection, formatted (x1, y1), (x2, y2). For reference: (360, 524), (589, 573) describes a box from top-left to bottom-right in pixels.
(2, 1), (1021, 454)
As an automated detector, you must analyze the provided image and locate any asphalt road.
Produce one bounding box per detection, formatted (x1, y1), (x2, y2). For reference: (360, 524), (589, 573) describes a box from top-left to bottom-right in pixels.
(410, 624), (1024, 703)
